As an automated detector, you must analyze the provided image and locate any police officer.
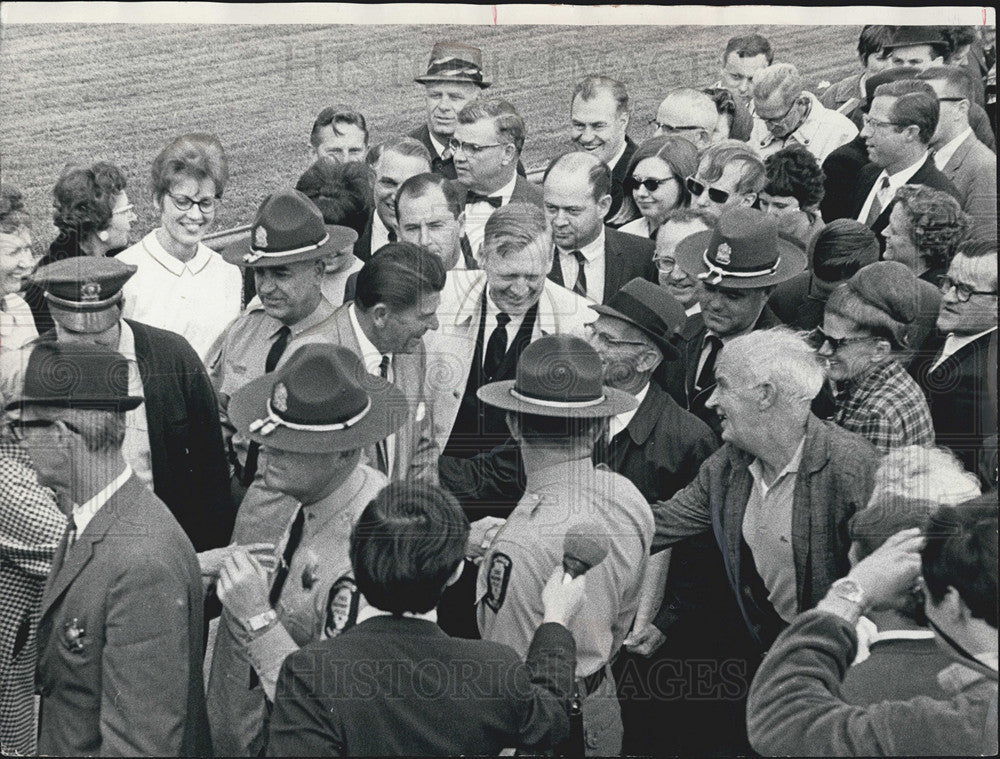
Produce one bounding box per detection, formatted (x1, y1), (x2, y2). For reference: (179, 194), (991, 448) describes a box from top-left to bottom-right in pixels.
(204, 343), (405, 756)
(474, 335), (654, 756)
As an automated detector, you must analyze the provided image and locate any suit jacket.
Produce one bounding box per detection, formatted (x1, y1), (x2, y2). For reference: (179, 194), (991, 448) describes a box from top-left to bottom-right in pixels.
(547, 226), (656, 304)
(409, 124), (527, 180)
(267, 616), (575, 756)
(819, 72), (864, 114)
(768, 271), (827, 331)
(939, 132), (997, 237)
(425, 269), (593, 451)
(850, 156), (961, 249)
(37, 321), (234, 552)
(820, 134), (869, 222)
(326, 303), (439, 483)
(650, 414), (878, 649)
(353, 210), (375, 262)
(606, 135), (639, 227)
(36, 476), (210, 756)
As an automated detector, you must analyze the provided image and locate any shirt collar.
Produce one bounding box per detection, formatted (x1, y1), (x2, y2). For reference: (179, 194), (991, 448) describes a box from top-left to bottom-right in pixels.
(348, 302), (391, 373)
(286, 295), (335, 339)
(607, 140), (629, 171)
(557, 226), (606, 258)
(685, 302), (702, 317)
(143, 231), (212, 276)
(609, 382), (648, 440)
(882, 151), (930, 187)
(73, 464), (133, 536)
(748, 434), (806, 487)
(117, 319), (137, 361)
(357, 605), (438, 624)
(427, 130), (449, 159)
(372, 210), (392, 240)
(496, 172), (519, 204)
(525, 456), (596, 496)
(933, 127), (973, 169)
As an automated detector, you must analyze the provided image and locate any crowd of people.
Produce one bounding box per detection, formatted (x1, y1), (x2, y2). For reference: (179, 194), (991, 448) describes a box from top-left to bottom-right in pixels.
(0, 23), (996, 757)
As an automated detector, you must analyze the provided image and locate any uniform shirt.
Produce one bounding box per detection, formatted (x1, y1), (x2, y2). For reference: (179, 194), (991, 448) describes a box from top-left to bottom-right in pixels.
(211, 296), (336, 467)
(464, 172), (518, 257)
(118, 231), (243, 363)
(743, 437), (805, 624)
(477, 456), (652, 678)
(554, 227), (605, 303)
(833, 358), (935, 454)
(856, 151), (929, 225)
(243, 464), (388, 700)
(751, 91), (858, 162)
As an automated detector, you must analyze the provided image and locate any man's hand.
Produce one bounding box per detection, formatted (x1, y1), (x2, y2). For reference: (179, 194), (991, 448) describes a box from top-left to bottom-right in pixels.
(198, 542), (276, 578)
(624, 622), (666, 658)
(848, 528), (926, 610)
(217, 549), (273, 623)
(466, 516), (506, 560)
(541, 567), (586, 626)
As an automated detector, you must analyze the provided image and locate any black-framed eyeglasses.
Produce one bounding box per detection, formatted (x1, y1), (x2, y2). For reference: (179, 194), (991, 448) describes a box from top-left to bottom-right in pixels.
(861, 114), (906, 131)
(940, 276), (996, 303)
(585, 322), (649, 349)
(624, 175), (678, 194)
(808, 326), (874, 351)
(648, 118), (705, 134)
(447, 137), (504, 155)
(5, 418), (82, 442)
(759, 98), (798, 125)
(685, 176), (731, 205)
(168, 193), (220, 213)
(937, 96), (968, 103)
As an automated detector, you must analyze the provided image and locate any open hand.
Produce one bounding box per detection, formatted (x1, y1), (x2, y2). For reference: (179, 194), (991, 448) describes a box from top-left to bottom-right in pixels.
(848, 528), (926, 610)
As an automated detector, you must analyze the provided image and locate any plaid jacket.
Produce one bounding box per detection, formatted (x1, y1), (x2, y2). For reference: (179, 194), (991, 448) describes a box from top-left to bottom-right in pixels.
(834, 358), (935, 454)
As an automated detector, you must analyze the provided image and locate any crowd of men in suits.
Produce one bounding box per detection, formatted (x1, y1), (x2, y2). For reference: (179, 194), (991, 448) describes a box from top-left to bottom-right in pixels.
(0, 23), (997, 757)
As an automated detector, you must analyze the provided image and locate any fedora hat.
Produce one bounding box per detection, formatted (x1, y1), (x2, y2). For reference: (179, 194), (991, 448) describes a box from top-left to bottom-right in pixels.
(5, 341), (143, 412)
(589, 278), (685, 360)
(675, 207), (806, 290)
(883, 26), (948, 53)
(414, 41), (491, 88)
(223, 188), (359, 268)
(31, 257), (136, 334)
(228, 343), (406, 454)
(477, 335), (637, 418)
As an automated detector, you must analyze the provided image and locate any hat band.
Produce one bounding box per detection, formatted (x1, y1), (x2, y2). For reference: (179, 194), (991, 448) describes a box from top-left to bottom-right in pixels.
(249, 395), (371, 437)
(509, 386), (607, 408)
(44, 291), (123, 311)
(243, 232), (331, 264)
(698, 249), (780, 286)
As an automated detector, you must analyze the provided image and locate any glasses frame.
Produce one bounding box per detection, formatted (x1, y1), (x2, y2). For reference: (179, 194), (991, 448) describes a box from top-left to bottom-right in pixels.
(5, 418), (82, 442)
(111, 203), (134, 216)
(585, 322), (650, 349)
(685, 176), (731, 205)
(758, 97), (799, 126)
(625, 175), (679, 194)
(810, 326), (876, 352)
(648, 118), (706, 134)
(447, 138), (504, 156)
(861, 113), (906, 131)
(651, 256), (677, 274)
(167, 192), (220, 214)
(939, 276), (996, 303)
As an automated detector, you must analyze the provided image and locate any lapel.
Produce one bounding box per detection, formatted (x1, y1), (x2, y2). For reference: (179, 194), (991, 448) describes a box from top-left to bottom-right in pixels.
(602, 227), (621, 303)
(330, 303), (363, 354)
(720, 446), (753, 583)
(548, 246), (566, 288)
(624, 379), (665, 447)
(931, 330), (993, 380)
(683, 319), (708, 401)
(943, 133), (975, 178)
(790, 416), (827, 610)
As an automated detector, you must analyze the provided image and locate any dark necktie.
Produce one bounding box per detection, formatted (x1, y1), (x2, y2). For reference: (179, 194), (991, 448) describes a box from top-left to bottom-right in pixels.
(388, 228), (397, 243)
(460, 234), (479, 270)
(269, 506), (305, 607)
(242, 325), (291, 486)
(865, 176), (891, 227)
(375, 355), (391, 475)
(694, 335), (723, 394)
(482, 312), (512, 381)
(466, 191), (502, 208)
(571, 250), (588, 298)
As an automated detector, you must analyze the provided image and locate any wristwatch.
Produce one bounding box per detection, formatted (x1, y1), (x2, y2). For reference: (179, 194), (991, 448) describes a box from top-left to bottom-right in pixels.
(829, 578), (867, 608)
(243, 608), (278, 633)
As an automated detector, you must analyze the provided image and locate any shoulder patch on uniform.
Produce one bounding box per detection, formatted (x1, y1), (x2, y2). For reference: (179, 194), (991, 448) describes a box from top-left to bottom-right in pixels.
(324, 575), (360, 638)
(484, 552), (513, 613)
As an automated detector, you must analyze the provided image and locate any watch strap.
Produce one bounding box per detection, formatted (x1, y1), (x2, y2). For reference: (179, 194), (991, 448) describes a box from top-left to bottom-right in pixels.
(244, 608), (278, 632)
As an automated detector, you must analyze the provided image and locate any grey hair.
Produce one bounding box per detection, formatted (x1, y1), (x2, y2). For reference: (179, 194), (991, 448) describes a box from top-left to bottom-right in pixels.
(752, 63), (804, 106)
(718, 327), (825, 406)
(870, 444), (981, 508)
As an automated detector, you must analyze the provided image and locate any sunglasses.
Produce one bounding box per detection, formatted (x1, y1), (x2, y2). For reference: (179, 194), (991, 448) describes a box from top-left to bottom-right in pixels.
(5, 418), (82, 442)
(808, 327), (874, 351)
(685, 176), (731, 205)
(624, 175), (678, 194)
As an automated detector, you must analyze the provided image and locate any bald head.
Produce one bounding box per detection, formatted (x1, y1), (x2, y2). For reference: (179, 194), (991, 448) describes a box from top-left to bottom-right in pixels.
(654, 89), (719, 148)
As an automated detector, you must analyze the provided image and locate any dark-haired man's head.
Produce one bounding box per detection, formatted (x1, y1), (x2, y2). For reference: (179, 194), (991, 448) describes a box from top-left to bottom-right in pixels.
(861, 79), (939, 173)
(310, 105), (370, 164)
(720, 34), (774, 106)
(395, 173), (464, 270)
(367, 138), (432, 231)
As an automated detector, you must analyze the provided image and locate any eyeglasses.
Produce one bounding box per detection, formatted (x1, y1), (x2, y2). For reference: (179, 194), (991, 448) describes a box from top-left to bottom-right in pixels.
(5, 418), (82, 442)
(447, 138), (504, 156)
(624, 175), (678, 194)
(651, 256), (677, 274)
(809, 327), (874, 351)
(861, 114), (905, 131)
(112, 203), (134, 216)
(648, 118), (705, 134)
(937, 96), (968, 103)
(759, 99), (798, 125)
(939, 276), (996, 303)
(585, 323), (649, 349)
(168, 193), (219, 213)
(685, 176), (731, 205)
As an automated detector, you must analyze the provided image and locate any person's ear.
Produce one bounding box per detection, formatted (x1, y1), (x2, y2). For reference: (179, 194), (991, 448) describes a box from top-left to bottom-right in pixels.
(620, 111), (631, 131)
(757, 381), (777, 411)
(635, 347), (660, 374)
(370, 302), (390, 328)
(500, 143), (517, 166)
(741, 192), (757, 208)
(597, 193), (613, 217)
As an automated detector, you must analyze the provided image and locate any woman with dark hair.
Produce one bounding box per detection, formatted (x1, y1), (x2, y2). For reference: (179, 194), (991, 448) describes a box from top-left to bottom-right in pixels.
(618, 136), (698, 240)
(23, 161), (136, 334)
(817, 261), (935, 453)
(0, 185), (38, 349)
(760, 144), (826, 248)
(118, 133), (242, 362)
(884, 184), (969, 287)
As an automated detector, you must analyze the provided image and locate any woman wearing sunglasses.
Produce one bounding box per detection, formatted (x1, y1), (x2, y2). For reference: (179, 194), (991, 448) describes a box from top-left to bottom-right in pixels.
(617, 136), (698, 241)
(117, 133), (242, 362)
(816, 261), (934, 453)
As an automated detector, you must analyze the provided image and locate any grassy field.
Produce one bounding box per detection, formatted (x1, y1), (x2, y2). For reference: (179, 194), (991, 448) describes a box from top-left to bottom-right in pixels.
(1, 23), (859, 246)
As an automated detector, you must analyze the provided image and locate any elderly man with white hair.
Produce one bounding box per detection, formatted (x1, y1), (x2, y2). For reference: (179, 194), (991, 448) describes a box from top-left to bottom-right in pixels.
(750, 62), (858, 162)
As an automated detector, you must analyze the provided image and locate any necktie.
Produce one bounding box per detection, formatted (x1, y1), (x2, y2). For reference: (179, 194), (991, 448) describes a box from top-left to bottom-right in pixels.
(388, 229), (397, 243)
(483, 312), (512, 380)
(269, 506), (305, 607)
(695, 335), (723, 394)
(375, 355), (391, 475)
(466, 191), (503, 209)
(440, 143), (454, 162)
(242, 325), (292, 486)
(865, 176), (891, 227)
(460, 234), (479, 270)
(66, 521), (77, 550)
(571, 250), (588, 298)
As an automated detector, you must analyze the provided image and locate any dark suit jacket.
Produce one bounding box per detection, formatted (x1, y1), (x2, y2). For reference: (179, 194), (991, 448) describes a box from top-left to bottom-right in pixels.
(650, 414), (878, 649)
(850, 156), (961, 250)
(768, 271), (827, 331)
(409, 124), (527, 180)
(267, 615), (575, 756)
(820, 134), (869, 222)
(547, 226), (656, 303)
(36, 476), (210, 756)
(606, 135), (639, 227)
(353, 211), (375, 262)
(38, 321), (234, 552)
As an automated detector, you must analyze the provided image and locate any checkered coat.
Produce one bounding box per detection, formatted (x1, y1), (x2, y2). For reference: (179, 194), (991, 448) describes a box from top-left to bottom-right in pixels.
(0, 439), (65, 756)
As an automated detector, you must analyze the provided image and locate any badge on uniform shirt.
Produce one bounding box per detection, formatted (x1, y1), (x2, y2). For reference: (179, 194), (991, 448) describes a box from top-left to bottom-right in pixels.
(62, 618), (87, 653)
(484, 552), (512, 612)
(324, 575), (359, 638)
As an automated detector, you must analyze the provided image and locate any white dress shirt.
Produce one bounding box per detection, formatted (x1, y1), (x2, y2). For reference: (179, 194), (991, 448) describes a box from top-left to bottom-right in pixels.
(348, 303), (396, 476)
(609, 382), (649, 440)
(464, 172), (518, 258)
(370, 212), (394, 255)
(929, 326), (997, 373)
(555, 227), (606, 303)
(933, 127), (974, 170)
(484, 289), (527, 361)
(72, 464), (133, 537)
(856, 151), (929, 225)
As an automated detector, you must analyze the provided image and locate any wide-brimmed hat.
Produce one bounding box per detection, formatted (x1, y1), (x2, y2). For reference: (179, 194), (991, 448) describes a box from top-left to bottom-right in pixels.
(229, 343), (406, 453)
(30, 257), (136, 334)
(676, 207), (806, 290)
(477, 335), (637, 418)
(589, 278), (685, 360)
(414, 42), (491, 88)
(223, 188), (359, 268)
(883, 26), (948, 53)
(5, 341), (143, 412)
